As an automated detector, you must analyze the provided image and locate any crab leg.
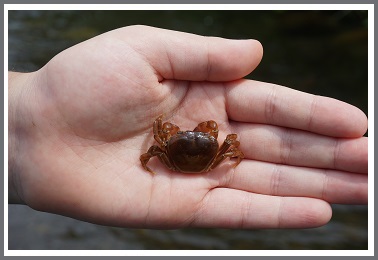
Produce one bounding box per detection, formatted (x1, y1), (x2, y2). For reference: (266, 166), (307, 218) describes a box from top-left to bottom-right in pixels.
(153, 115), (165, 146)
(209, 134), (244, 171)
(140, 145), (176, 174)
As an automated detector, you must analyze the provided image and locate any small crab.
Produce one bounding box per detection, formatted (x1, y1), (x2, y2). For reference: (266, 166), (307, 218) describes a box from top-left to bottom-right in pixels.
(140, 115), (244, 174)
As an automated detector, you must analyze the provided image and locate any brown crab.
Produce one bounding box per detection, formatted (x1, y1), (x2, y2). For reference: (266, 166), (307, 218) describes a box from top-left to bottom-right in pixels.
(140, 115), (244, 174)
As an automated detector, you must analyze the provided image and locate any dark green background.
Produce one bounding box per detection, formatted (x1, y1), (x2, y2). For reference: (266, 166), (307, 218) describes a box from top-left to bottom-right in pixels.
(8, 10), (368, 250)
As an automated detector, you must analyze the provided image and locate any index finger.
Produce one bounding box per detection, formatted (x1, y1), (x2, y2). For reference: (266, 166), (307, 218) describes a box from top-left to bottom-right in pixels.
(225, 80), (367, 138)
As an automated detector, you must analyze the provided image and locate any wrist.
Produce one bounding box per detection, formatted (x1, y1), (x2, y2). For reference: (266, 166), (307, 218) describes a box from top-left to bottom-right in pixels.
(8, 71), (42, 204)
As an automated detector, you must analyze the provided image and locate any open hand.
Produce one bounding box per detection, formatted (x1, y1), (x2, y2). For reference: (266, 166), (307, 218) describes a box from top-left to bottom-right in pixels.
(8, 25), (367, 229)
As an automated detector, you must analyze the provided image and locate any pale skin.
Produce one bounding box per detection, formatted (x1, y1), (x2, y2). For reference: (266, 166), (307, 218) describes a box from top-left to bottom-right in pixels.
(8, 25), (368, 229)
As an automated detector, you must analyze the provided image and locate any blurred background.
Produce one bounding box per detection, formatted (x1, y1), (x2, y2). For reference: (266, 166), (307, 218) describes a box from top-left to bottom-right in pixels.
(8, 10), (368, 250)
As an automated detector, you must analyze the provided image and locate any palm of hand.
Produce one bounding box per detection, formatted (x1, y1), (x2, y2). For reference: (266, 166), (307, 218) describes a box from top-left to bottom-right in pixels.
(30, 28), (241, 228)
(21, 26), (367, 229)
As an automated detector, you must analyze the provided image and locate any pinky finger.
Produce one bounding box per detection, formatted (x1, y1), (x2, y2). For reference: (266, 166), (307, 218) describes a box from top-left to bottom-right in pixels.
(191, 188), (332, 229)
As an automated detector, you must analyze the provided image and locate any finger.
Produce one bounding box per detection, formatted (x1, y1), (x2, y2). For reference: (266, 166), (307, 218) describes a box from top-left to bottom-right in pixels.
(232, 122), (368, 174)
(121, 25), (263, 81)
(215, 160), (367, 205)
(225, 80), (367, 138)
(192, 188), (332, 229)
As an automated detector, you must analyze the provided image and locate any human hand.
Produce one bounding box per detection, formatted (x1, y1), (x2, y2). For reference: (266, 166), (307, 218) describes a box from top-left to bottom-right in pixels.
(8, 25), (367, 229)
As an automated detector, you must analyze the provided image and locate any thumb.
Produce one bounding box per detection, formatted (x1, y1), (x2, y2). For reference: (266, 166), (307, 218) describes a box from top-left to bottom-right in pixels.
(118, 25), (263, 82)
